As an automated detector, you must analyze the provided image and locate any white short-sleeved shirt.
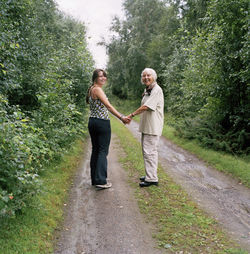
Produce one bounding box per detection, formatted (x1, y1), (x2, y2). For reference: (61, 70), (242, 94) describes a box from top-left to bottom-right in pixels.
(139, 84), (164, 136)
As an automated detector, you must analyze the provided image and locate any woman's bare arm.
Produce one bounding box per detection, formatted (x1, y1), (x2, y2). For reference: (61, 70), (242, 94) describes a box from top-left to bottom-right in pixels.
(93, 87), (130, 123)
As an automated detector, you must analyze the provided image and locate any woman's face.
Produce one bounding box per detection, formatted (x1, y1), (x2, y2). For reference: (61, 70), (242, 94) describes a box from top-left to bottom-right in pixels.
(96, 71), (107, 85)
(142, 71), (154, 86)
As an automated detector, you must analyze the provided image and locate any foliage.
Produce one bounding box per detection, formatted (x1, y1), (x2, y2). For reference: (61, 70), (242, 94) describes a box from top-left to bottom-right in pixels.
(106, 0), (166, 98)
(0, 95), (43, 216)
(175, 0), (250, 154)
(0, 139), (85, 254)
(106, 0), (249, 154)
(0, 0), (94, 217)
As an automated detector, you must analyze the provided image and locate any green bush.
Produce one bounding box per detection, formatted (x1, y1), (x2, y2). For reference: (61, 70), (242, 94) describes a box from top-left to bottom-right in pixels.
(0, 95), (43, 216)
(0, 0), (93, 217)
(0, 79), (88, 217)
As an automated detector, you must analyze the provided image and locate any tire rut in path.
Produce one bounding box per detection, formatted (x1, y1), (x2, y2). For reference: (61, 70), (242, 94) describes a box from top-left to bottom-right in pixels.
(126, 120), (250, 251)
(54, 137), (165, 254)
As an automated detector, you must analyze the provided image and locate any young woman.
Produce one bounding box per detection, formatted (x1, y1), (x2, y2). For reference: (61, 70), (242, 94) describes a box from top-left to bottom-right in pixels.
(86, 69), (130, 189)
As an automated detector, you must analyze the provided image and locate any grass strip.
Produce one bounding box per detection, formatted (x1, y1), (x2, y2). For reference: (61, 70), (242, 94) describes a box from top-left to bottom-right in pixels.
(111, 117), (247, 253)
(0, 138), (86, 254)
(109, 95), (250, 188)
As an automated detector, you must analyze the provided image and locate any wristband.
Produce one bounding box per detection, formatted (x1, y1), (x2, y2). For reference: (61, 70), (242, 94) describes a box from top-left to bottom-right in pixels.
(131, 113), (135, 118)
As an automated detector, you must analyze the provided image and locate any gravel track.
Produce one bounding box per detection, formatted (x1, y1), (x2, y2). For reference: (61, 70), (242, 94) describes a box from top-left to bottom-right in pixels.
(54, 137), (165, 254)
(126, 120), (250, 251)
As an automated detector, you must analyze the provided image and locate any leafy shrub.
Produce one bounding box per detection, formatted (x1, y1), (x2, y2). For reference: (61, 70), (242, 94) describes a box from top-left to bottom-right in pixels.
(0, 95), (45, 216)
(0, 0), (93, 217)
(0, 79), (89, 217)
(175, 114), (249, 155)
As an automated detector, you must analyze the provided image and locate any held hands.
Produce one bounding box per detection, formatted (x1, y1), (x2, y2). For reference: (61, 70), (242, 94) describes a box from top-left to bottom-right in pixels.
(120, 112), (135, 124)
(120, 114), (131, 124)
(121, 115), (131, 124)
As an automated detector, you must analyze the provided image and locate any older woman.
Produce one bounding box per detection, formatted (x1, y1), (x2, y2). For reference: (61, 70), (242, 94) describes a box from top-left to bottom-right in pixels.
(128, 68), (164, 187)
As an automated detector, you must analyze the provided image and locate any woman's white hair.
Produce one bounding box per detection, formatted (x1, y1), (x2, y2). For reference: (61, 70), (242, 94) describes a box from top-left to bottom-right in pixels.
(141, 68), (157, 84)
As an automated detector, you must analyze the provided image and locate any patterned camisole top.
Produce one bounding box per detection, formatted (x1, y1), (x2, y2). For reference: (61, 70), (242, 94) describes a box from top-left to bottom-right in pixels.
(89, 96), (110, 120)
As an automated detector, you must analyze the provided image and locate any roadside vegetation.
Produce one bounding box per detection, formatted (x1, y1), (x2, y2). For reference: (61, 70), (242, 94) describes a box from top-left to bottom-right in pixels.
(0, 0), (93, 218)
(0, 139), (86, 254)
(0, 0), (92, 252)
(111, 117), (247, 253)
(105, 0), (249, 156)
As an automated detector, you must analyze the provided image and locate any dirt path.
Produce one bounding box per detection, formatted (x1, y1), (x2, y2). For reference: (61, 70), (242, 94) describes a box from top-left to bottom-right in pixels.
(126, 120), (250, 251)
(54, 137), (165, 254)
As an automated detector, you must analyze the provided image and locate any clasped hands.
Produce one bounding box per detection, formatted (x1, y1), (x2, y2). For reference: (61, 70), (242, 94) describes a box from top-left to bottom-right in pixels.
(120, 114), (133, 125)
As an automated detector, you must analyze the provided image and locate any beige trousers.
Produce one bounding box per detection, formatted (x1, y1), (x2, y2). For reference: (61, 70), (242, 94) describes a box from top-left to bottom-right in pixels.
(141, 133), (160, 182)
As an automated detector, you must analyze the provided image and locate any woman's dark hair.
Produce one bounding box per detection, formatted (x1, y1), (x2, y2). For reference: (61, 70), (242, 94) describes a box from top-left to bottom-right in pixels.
(86, 69), (107, 104)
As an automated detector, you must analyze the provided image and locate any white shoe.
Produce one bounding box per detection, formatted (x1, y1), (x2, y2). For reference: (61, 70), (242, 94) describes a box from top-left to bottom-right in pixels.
(96, 182), (112, 189)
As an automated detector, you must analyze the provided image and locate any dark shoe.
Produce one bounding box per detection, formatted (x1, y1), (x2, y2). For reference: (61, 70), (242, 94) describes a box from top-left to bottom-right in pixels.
(140, 176), (146, 181)
(139, 181), (158, 187)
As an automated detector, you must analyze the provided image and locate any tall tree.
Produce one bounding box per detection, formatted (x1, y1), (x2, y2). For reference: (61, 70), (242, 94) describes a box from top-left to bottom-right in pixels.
(106, 0), (249, 153)
(107, 0), (166, 98)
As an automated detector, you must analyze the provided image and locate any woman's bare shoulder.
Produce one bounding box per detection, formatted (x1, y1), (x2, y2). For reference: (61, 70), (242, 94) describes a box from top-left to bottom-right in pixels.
(91, 86), (101, 94)
(91, 86), (106, 99)
(92, 86), (102, 92)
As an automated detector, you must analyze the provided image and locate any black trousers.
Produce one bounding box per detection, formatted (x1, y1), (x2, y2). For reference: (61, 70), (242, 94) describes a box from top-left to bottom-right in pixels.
(88, 117), (111, 185)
